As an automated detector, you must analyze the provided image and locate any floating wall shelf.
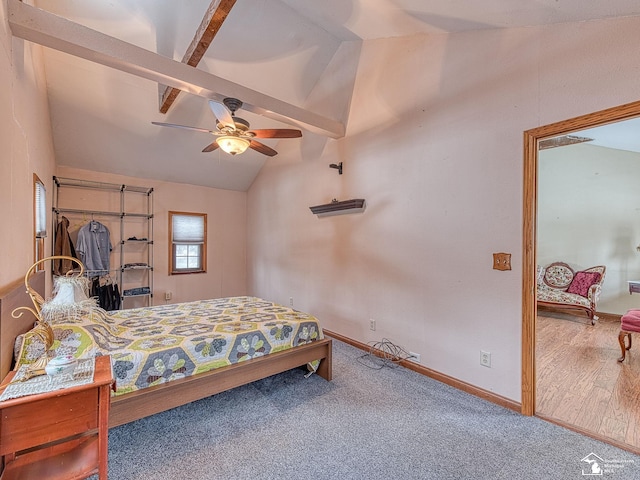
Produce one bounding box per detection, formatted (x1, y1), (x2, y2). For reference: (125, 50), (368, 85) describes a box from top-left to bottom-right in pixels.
(309, 199), (366, 217)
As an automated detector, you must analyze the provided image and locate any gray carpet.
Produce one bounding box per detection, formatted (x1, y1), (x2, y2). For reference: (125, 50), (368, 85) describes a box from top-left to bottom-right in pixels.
(101, 340), (639, 479)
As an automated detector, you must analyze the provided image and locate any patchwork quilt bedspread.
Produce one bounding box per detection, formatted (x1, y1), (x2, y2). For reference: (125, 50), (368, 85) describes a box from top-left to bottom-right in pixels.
(17, 297), (323, 396)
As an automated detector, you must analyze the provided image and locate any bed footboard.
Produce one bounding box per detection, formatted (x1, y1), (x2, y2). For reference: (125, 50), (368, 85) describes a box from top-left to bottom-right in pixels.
(109, 337), (332, 427)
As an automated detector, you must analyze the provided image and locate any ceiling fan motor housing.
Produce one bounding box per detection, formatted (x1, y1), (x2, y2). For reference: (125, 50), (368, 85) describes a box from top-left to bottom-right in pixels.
(216, 116), (251, 134)
(233, 117), (250, 131)
(153, 96), (301, 157)
(223, 97), (243, 114)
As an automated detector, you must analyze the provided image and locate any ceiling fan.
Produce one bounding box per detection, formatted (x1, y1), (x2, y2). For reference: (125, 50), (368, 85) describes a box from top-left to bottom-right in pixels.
(152, 97), (302, 157)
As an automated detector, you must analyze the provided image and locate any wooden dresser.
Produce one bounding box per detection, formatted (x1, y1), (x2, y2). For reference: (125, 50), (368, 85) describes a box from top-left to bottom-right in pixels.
(0, 355), (114, 480)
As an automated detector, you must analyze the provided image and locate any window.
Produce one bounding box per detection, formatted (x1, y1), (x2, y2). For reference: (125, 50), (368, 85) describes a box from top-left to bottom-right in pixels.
(34, 174), (47, 267)
(169, 211), (207, 274)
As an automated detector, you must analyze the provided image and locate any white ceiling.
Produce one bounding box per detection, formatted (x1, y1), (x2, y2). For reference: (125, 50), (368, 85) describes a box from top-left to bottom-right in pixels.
(576, 117), (640, 154)
(26, 0), (640, 190)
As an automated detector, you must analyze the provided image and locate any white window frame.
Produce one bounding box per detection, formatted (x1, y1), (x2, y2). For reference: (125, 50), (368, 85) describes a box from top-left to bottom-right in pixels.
(169, 211), (207, 275)
(34, 174), (47, 268)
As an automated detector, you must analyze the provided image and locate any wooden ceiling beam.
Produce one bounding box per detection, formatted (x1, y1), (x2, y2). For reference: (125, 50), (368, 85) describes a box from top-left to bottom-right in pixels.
(7, 0), (345, 138)
(159, 0), (236, 114)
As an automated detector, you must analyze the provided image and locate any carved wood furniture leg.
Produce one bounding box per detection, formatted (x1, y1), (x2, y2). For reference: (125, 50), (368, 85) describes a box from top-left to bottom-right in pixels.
(618, 330), (630, 362)
(619, 309), (640, 362)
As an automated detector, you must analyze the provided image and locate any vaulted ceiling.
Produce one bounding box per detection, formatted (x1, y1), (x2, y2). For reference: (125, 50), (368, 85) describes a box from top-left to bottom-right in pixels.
(17, 0), (640, 190)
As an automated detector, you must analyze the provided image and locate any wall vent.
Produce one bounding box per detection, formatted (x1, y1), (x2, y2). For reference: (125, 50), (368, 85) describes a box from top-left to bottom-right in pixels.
(538, 135), (593, 150)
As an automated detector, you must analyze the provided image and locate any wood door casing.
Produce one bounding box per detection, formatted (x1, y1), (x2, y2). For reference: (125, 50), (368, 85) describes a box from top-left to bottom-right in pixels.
(522, 99), (640, 416)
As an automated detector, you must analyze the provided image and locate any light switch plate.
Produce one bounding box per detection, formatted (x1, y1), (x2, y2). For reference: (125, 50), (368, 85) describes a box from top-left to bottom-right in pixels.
(493, 252), (511, 271)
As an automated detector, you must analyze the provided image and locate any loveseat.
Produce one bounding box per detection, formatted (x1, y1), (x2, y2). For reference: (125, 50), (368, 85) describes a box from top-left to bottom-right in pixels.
(536, 262), (606, 324)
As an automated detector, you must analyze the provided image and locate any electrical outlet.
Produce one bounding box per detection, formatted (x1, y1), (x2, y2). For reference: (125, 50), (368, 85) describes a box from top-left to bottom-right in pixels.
(289, 297), (294, 307)
(409, 352), (421, 363)
(164, 291), (172, 301)
(369, 319), (376, 331)
(480, 350), (491, 368)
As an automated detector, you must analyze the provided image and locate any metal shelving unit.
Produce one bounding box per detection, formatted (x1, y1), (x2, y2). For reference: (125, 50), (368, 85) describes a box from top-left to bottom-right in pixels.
(53, 176), (154, 308)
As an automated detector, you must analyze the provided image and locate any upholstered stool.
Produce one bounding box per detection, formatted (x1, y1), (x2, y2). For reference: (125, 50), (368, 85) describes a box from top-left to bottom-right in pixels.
(618, 309), (640, 362)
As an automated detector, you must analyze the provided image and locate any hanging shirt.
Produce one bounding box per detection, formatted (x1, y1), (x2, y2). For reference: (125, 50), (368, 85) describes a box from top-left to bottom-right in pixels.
(76, 220), (112, 276)
(53, 216), (78, 275)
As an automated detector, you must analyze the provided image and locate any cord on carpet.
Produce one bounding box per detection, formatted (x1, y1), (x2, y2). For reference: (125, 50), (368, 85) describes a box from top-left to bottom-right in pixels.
(356, 338), (416, 369)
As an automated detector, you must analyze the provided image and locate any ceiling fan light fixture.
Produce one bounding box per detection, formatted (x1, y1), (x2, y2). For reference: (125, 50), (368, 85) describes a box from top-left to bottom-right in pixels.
(216, 136), (250, 155)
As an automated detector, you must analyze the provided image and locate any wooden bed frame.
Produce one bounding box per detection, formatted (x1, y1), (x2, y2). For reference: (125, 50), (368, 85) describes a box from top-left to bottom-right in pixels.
(110, 336), (332, 426)
(0, 275), (332, 428)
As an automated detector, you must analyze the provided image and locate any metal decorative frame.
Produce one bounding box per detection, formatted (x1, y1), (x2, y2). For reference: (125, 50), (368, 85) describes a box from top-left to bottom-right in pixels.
(11, 255), (84, 373)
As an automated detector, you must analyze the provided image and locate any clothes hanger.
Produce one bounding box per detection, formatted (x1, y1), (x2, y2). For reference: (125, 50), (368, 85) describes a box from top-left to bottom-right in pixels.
(70, 212), (89, 231)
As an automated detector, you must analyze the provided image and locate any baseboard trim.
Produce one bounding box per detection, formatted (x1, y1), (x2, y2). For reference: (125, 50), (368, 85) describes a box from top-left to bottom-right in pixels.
(536, 305), (621, 323)
(323, 329), (521, 413)
(536, 413), (640, 457)
(596, 311), (622, 322)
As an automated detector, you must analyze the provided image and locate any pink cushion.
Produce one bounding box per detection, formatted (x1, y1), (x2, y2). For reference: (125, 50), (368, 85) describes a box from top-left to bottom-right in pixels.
(566, 271), (600, 297)
(621, 309), (640, 331)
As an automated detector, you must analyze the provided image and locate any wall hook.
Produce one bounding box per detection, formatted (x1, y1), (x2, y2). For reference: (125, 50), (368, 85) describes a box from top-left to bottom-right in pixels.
(329, 162), (343, 175)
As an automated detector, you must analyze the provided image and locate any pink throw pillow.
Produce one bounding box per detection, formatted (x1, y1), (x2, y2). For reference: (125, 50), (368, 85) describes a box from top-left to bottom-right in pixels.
(567, 271), (601, 297)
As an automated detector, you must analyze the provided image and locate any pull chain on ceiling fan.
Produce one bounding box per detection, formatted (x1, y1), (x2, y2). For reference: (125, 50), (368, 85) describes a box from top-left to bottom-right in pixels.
(152, 97), (302, 157)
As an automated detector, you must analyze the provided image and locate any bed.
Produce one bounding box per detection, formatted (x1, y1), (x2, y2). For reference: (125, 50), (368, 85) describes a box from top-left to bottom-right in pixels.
(1, 274), (332, 427)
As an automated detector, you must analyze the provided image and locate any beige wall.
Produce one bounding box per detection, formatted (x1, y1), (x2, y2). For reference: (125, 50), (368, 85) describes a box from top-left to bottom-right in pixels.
(0, 1), (56, 289)
(5, 2), (640, 404)
(538, 143), (640, 315)
(56, 166), (247, 305)
(1, 2), (247, 302)
(247, 17), (640, 402)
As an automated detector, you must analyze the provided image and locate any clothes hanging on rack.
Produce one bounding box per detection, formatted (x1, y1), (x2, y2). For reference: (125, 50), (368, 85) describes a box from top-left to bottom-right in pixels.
(90, 276), (121, 311)
(76, 220), (112, 276)
(53, 216), (78, 275)
(69, 213), (90, 232)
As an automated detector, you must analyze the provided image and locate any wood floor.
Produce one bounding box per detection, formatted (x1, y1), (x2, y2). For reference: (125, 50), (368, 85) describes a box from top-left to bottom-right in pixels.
(536, 311), (640, 451)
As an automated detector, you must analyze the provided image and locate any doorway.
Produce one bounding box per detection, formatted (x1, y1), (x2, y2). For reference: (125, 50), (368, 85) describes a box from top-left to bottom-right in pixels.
(521, 100), (640, 439)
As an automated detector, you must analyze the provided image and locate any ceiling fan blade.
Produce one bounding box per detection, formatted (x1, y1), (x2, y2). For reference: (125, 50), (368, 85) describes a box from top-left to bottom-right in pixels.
(202, 141), (220, 153)
(249, 140), (278, 157)
(152, 122), (214, 134)
(208, 100), (235, 130)
(251, 129), (302, 139)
